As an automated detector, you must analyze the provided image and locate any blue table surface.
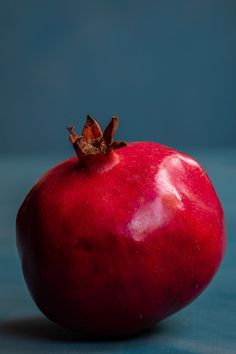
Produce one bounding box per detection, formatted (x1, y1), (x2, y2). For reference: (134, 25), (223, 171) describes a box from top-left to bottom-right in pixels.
(0, 149), (235, 354)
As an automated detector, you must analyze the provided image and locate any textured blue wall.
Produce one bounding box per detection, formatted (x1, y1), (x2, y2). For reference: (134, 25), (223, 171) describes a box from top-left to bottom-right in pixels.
(1, 0), (236, 154)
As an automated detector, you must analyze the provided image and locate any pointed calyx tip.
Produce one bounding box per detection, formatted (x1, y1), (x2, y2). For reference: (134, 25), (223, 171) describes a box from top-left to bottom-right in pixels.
(67, 115), (126, 159)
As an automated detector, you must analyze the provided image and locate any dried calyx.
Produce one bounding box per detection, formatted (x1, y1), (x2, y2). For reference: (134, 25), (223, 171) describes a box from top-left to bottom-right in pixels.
(67, 115), (126, 160)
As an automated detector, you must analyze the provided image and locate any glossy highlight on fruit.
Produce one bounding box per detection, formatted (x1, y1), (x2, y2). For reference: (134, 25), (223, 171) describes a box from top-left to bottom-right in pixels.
(16, 116), (226, 337)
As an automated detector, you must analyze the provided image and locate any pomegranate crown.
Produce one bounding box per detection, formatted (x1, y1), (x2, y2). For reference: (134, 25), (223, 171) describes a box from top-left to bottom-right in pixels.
(67, 115), (126, 159)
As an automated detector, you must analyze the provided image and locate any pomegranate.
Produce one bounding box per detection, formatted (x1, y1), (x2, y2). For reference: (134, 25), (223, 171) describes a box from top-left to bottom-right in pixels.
(16, 116), (225, 337)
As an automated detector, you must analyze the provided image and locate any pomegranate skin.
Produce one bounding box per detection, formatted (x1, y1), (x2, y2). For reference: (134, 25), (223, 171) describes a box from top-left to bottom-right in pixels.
(16, 142), (225, 337)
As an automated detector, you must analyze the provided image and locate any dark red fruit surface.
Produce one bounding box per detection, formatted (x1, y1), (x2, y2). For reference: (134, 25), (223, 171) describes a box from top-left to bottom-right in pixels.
(16, 116), (225, 337)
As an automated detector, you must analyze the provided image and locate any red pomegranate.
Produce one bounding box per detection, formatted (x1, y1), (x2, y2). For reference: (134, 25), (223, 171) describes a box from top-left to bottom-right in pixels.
(16, 116), (225, 337)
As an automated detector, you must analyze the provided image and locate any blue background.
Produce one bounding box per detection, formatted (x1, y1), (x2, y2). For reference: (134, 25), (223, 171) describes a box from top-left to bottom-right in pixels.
(1, 0), (236, 154)
(0, 1), (236, 354)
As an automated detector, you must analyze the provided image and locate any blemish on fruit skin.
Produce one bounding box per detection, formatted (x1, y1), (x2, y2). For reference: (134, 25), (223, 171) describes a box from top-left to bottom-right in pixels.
(93, 263), (100, 273)
(74, 238), (93, 252)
